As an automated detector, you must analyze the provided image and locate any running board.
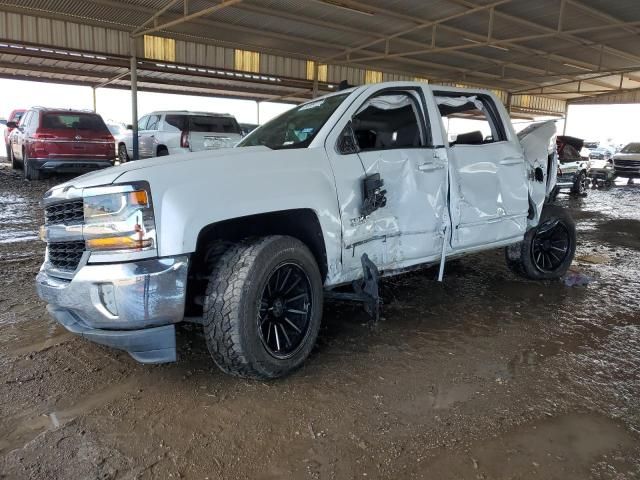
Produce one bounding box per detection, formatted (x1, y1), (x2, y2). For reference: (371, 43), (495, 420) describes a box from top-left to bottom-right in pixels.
(325, 253), (381, 322)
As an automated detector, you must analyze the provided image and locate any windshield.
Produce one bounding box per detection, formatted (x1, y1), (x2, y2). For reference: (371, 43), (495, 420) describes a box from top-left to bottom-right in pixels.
(621, 142), (640, 154)
(238, 93), (349, 150)
(107, 124), (124, 135)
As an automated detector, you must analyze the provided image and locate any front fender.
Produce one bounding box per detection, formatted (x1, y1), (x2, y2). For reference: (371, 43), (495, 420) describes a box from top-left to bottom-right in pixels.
(116, 147), (343, 280)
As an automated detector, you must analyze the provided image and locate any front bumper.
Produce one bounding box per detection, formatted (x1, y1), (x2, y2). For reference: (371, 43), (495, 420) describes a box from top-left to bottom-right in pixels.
(556, 172), (577, 189)
(36, 255), (189, 363)
(614, 164), (640, 178)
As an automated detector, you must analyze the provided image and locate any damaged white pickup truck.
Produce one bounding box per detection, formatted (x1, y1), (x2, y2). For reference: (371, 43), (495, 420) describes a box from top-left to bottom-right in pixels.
(36, 82), (575, 379)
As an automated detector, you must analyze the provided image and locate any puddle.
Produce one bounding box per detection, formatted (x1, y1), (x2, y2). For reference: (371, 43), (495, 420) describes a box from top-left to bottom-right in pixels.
(0, 379), (136, 454)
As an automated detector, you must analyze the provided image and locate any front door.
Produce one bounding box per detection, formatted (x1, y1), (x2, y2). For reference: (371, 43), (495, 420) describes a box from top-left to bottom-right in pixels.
(325, 86), (449, 282)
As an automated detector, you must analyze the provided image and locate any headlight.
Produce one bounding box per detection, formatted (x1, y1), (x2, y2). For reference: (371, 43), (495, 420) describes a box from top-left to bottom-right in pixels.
(82, 182), (157, 259)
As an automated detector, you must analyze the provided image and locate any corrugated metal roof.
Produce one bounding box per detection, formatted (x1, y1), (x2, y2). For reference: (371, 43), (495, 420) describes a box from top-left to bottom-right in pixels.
(0, 0), (639, 108)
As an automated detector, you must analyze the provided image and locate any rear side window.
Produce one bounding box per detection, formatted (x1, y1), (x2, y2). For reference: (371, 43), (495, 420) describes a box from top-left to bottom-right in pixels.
(12, 111), (24, 122)
(164, 114), (187, 131)
(41, 113), (109, 132)
(189, 116), (240, 134)
(435, 93), (506, 145)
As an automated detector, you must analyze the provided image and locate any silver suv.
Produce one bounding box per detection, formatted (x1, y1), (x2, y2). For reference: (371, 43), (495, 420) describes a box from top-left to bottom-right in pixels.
(118, 111), (243, 161)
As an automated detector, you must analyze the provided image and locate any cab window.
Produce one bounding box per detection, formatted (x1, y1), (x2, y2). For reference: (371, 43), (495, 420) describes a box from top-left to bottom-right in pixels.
(435, 93), (506, 145)
(352, 92), (426, 152)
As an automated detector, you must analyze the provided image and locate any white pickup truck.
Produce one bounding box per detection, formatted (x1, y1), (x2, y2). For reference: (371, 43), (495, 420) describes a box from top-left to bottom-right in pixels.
(36, 82), (575, 379)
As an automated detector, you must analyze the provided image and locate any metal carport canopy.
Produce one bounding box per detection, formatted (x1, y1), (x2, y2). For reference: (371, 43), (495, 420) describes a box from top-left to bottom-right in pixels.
(1, 0), (640, 119)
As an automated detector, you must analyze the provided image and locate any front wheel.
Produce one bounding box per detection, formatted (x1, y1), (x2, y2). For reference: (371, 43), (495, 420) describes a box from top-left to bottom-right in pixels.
(202, 236), (323, 379)
(505, 205), (576, 280)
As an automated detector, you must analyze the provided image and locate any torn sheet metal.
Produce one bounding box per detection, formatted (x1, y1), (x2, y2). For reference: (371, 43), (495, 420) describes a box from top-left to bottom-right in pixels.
(518, 120), (558, 224)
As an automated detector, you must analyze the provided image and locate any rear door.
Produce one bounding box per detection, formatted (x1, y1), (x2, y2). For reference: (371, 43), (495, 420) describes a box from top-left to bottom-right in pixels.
(435, 92), (529, 250)
(37, 112), (114, 161)
(188, 115), (243, 151)
(11, 111), (30, 160)
(139, 114), (160, 158)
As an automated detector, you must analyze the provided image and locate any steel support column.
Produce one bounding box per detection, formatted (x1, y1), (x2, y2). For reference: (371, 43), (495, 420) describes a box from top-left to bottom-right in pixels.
(130, 37), (139, 160)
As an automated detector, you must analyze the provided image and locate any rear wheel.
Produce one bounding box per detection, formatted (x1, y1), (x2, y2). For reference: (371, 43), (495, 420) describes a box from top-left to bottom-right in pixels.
(571, 171), (588, 196)
(118, 144), (129, 163)
(202, 236), (323, 379)
(505, 205), (576, 280)
(9, 147), (19, 170)
(157, 146), (168, 156)
(23, 150), (41, 181)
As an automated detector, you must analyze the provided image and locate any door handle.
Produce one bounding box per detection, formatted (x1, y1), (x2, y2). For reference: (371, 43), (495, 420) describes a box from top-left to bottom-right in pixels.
(418, 162), (445, 172)
(499, 157), (524, 166)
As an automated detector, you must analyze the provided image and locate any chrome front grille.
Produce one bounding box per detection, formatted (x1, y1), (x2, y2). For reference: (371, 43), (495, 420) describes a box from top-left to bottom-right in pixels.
(615, 159), (640, 167)
(45, 200), (84, 226)
(48, 241), (85, 272)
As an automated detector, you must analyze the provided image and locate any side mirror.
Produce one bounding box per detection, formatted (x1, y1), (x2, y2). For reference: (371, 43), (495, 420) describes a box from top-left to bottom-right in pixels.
(6, 121), (17, 129)
(337, 121), (359, 155)
(126, 124), (133, 130)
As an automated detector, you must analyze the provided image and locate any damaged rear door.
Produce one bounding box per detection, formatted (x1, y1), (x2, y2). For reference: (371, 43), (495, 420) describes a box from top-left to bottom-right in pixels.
(325, 85), (449, 281)
(517, 120), (558, 225)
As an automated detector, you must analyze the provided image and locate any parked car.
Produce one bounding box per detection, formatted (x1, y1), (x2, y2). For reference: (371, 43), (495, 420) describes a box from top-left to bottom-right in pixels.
(4, 109), (25, 159)
(589, 146), (614, 161)
(106, 122), (129, 163)
(613, 142), (640, 182)
(8, 108), (115, 180)
(554, 135), (590, 196)
(119, 111), (243, 160)
(36, 82), (574, 379)
(239, 123), (259, 136)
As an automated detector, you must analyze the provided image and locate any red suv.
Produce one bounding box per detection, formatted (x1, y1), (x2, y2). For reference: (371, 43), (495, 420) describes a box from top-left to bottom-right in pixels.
(4, 109), (25, 159)
(8, 108), (116, 180)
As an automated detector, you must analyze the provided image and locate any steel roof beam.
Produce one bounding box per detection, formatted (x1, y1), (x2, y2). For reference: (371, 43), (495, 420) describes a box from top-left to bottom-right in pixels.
(132, 0), (243, 37)
(320, 0), (512, 62)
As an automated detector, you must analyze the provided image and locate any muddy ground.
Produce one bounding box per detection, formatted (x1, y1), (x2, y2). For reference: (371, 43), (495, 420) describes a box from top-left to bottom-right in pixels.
(0, 160), (639, 480)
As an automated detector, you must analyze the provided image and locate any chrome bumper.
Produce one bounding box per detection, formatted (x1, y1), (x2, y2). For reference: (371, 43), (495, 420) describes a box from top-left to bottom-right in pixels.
(36, 255), (189, 363)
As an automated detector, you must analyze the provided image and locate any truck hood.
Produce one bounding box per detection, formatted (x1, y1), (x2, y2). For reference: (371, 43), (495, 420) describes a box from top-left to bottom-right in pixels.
(51, 146), (272, 189)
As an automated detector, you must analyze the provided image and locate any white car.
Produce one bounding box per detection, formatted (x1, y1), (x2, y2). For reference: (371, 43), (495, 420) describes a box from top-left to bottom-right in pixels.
(118, 111), (243, 161)
(36, 82), (573, 379)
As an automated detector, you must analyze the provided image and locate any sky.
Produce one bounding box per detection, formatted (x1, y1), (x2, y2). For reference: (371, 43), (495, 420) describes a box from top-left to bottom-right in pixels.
(0, 79), (293, 126)
(1, 78), (640, 146)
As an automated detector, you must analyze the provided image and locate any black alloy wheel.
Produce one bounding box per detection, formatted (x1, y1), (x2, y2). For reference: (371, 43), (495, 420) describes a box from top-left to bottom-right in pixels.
(531, 219), (572, 274)
(258, 263), (313, 358)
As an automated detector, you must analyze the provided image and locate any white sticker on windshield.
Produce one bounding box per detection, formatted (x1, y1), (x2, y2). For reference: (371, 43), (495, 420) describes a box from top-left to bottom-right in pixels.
(299, 100), (325, 111)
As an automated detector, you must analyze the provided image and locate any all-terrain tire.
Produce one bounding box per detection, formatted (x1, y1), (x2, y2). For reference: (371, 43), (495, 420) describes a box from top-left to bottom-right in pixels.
(505, 205), (576, 280)
(23, 150), (41, 181)
(202, 236), (323, 379)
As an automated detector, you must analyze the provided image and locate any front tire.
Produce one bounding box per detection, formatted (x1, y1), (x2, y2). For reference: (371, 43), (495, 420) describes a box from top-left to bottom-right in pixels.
(505, 205), (576, 280)
(202, 236), (323, 379)
(23, 150), (41, 181)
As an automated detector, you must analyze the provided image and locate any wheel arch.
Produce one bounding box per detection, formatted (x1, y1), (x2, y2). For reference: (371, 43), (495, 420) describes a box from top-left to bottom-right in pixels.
(156, 144), (169, 156)
(185, 209), (328, 317)
(193, 209), (328, 280)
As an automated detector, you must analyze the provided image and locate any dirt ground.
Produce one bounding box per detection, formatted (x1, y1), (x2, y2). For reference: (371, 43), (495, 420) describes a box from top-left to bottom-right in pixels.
(0, 161), (639, 480)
